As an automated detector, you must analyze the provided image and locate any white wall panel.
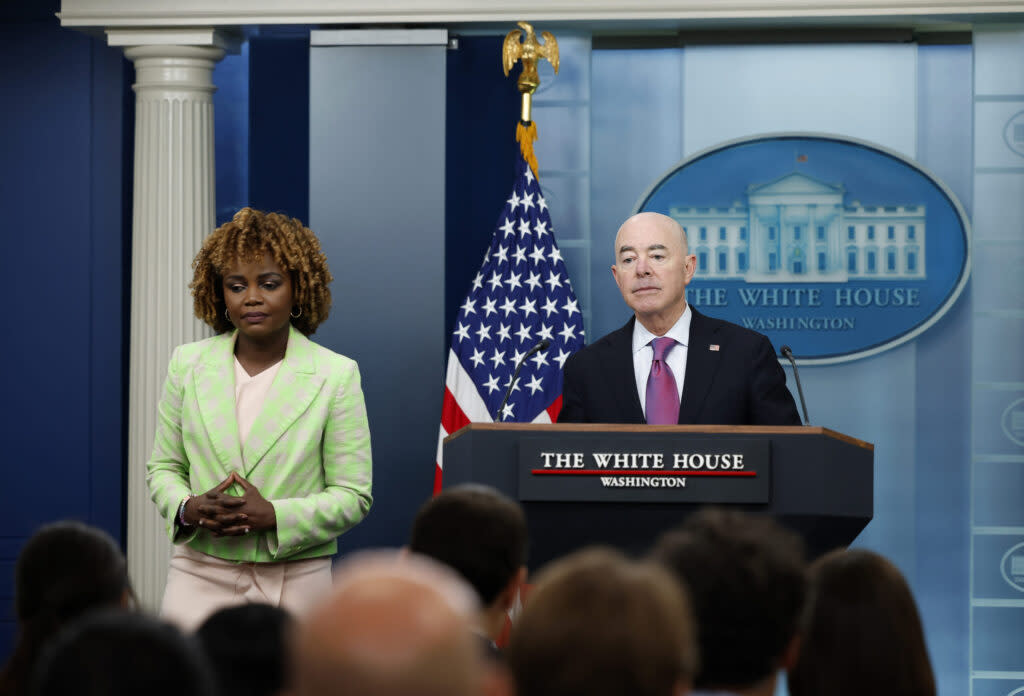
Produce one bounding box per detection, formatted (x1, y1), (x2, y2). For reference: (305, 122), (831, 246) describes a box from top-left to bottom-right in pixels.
(683, 44), (917, 158)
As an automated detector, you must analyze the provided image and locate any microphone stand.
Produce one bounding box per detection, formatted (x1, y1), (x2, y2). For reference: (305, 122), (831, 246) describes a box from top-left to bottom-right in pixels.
(780, 345), (811, 425)
(496, 339), (551, 422)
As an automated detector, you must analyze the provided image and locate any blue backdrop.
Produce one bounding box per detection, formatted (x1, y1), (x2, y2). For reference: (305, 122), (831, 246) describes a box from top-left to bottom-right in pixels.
(3, 14), (1022, 696)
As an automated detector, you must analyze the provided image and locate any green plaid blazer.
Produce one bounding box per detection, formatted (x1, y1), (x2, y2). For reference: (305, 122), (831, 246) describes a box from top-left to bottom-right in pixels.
(147, 326), (373, 562)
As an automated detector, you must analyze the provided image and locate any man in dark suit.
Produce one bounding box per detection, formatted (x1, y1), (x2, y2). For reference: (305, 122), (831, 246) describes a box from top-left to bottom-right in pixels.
(559, 212), (801, 425)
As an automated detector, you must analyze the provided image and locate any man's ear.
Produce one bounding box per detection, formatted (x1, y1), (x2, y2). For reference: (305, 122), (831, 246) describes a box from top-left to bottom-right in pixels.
(514, 565), (527, 590)
(498, 566), (528, 612)
(120, 587), (135, 610)
(779, 632), (802, 671)
(683, 254), (697, 283)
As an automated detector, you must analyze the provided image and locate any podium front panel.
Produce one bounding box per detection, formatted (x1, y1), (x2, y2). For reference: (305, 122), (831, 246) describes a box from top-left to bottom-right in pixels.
(443, 425), (872, 568)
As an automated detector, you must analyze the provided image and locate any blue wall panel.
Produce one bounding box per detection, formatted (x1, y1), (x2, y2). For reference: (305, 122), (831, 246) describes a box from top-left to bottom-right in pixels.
(973, 681), (1024, 696)
(445, 36), (520, 338)
(309, 39), (447, 550)
(973, 533), (1024, 599)
(0, 11), (129, 658)
(249, 36), (309, 223)
(913, 43), (974, 695)
(214, 42), (250, 225)
(974, 462), (1024, 527)
(973, 607), (1024, 672)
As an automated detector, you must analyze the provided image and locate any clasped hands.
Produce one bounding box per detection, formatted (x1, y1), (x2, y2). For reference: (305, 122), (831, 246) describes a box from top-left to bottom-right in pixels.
(181, 472), (276, 536)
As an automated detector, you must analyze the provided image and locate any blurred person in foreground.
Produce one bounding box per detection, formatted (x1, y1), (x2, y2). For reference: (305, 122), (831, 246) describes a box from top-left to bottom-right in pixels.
(651, 508), (807, 696)
(787, 548), (936, 696)
(31, 611), (214, 696)
(196, 603), (293, 696)
(293, 551), (485, 696)
(408, 484), (528, 658)
(0, 521), (134, 696)
(506, 547), (698, 696)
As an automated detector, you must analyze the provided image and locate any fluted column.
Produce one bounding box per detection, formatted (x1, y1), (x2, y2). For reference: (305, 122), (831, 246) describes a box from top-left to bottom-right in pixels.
(123, 44), (224, 610)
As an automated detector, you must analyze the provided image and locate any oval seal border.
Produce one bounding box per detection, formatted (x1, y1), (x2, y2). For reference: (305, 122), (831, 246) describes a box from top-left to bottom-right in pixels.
(1002, 397), (1024, 448)
(1003, 109), (1024, 159)
(634, 132), (972, 366)
(1000, 541), (1024, 594)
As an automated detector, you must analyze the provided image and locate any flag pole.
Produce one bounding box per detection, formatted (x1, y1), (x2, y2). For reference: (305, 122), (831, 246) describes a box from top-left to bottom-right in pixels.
(436, 22), (581, 493)
(502, 21), (559, 178)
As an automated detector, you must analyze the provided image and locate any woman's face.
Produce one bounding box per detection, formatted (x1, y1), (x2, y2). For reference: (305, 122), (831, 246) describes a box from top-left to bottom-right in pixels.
(222, 252), (294, 342)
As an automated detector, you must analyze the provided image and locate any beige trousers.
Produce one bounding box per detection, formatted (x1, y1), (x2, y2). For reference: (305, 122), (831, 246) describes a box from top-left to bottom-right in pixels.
(160, 544), (333, 632)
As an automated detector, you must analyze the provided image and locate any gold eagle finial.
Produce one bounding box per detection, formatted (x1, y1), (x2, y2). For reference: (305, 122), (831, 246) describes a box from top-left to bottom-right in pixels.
(502, 22), (559, 170)
(502, 21), (560, 97)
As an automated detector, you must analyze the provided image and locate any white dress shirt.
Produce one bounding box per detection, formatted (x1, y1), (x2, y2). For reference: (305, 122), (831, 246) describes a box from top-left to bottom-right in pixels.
(632, 305), (692, 419)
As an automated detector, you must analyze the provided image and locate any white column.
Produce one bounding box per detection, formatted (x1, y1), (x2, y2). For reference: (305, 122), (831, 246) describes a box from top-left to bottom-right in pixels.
(119, 39), (225, 610)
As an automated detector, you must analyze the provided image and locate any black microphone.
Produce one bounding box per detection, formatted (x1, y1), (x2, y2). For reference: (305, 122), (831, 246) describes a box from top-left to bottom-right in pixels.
(496, 339), (551, 422)
(780, 345), (810, 425)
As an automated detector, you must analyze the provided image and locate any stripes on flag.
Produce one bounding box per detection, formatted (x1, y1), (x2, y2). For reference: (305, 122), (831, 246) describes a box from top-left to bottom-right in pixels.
(435, 147), (585, 491)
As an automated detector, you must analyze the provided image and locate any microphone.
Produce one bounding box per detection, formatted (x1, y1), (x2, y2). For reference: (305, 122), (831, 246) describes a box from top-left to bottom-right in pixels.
(496, 339), (551, 422)
(780, 345), (810, 425)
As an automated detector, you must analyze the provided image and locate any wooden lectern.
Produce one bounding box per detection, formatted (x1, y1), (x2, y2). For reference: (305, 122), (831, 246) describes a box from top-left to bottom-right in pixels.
(442, 424), (873, 568)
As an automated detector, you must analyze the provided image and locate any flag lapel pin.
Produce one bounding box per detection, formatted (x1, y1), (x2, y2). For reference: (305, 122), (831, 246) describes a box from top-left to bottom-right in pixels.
(709, 344), (720, 351)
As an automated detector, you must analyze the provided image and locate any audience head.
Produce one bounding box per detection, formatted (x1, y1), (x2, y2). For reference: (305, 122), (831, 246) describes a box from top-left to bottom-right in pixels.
(787, 548), (935, 696)
(31, 610), (214, 696)
(650, 507), (806, 693)
(293, 550), (483, 696)
(408, 485), (527, 625)
(506, 547), (697, 696)
(190, 206), (333, 336)
(196, 603), (293, 696)
(0, 521), (133, 696)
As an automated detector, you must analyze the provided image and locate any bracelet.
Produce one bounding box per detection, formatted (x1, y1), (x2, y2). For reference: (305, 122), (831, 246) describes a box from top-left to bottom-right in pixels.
(178, 495), (194, 527)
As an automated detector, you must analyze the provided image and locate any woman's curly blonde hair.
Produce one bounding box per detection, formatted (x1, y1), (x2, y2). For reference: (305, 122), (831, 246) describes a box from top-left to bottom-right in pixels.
(190, 207), (333, 336)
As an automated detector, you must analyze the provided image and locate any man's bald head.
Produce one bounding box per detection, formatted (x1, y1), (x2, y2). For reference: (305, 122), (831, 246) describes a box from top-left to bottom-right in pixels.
(294, 552), (483, 696)
(613, 212), (689, 258)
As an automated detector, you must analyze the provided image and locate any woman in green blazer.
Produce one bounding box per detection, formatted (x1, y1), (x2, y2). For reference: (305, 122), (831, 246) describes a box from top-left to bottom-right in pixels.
(147, 207), (373, 630)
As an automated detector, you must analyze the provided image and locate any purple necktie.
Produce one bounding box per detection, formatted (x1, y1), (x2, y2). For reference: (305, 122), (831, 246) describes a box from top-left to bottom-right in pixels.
(646, 337), (679, 425)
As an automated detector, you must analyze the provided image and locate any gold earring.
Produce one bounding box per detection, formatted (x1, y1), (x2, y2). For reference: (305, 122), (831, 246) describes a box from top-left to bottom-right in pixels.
(290, 306), (302, 318)
(225, 308), (230, 320)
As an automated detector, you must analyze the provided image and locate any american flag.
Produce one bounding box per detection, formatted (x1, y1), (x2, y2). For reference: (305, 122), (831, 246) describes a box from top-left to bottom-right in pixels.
(435, 149), (585, 490)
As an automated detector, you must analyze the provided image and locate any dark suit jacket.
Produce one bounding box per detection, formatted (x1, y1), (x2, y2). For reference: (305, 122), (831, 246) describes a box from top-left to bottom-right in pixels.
(558, 307), (801, 425)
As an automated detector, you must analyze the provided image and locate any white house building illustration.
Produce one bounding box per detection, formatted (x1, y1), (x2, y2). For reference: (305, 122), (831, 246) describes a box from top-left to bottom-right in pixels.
(669, 172), (927, 282)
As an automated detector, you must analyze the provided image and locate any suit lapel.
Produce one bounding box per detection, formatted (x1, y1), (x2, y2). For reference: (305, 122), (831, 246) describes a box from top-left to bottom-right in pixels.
(242, 326), (326, 475)
(194, 332), (245, 476)
(602, 318), (646, 424)
(679, 307), (722, 424)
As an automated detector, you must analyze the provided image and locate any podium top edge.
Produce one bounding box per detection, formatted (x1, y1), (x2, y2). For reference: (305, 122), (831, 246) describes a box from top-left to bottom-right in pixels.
(444, 423), (874, 451)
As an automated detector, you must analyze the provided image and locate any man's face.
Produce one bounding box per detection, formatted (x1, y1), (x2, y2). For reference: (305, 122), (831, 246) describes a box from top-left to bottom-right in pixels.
(611, 213), (696, 329)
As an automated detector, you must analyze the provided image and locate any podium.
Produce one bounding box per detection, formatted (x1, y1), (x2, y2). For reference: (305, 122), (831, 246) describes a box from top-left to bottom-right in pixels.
(442, 424), (873, 568)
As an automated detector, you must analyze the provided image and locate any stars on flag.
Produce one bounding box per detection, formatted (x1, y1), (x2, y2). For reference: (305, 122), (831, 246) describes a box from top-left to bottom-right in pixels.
(446, 156), (586, 421)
